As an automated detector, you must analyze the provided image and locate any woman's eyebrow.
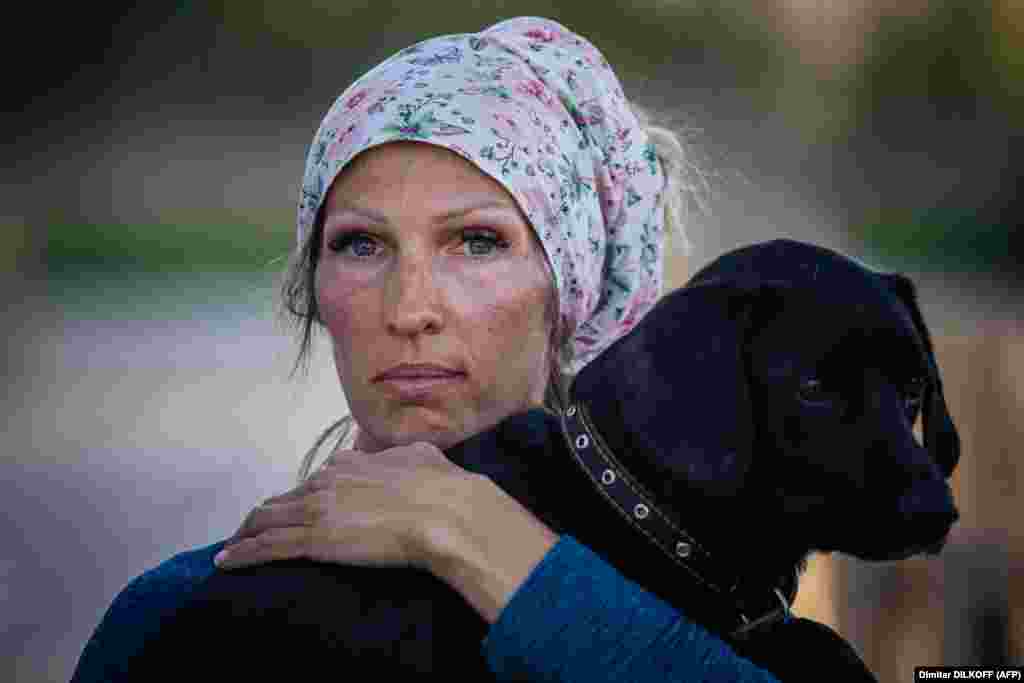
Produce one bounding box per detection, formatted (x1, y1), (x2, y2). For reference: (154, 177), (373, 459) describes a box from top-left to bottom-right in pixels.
(435, 199), (520, 222)
(328, 204), (389, 224)
(329, 198), (521, 225)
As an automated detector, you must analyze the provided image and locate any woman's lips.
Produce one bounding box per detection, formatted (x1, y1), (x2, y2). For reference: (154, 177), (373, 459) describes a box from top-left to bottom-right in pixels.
(374, 363), (463, 381)
(375, 373), (466, 400)
(374, 366), (466, 403)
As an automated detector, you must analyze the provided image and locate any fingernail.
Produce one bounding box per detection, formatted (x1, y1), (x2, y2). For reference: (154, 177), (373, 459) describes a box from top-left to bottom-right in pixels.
(214, 550), (228, 567)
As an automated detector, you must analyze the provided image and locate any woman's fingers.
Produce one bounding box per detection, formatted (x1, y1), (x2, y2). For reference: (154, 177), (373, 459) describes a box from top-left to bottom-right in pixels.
(218, 442), (475, 572)
(227, 499), (317, 547)
(227, 471), (386, 547)
(215, 526), (311, 570)
(262, 476), (330, 505)
(226, 480), (325, 544)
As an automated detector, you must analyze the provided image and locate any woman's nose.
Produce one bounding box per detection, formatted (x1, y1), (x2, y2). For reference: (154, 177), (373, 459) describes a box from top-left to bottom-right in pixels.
(385, 257), (444, 336)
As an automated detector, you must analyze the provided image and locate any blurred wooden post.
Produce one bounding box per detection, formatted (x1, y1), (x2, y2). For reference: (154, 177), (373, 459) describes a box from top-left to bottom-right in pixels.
(1001, 334), (1024, 665)
(943, 331), (1022, 667)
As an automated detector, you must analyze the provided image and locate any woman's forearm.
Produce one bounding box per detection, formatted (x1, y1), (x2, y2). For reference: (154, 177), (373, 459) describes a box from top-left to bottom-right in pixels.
(420, 475), (779, 682)
(481, 534), (780, 682)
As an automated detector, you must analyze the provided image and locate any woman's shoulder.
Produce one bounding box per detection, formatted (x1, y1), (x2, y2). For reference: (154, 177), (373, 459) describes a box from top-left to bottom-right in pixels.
(122, 541), (225, 595)
(98, 541), (225, 622)
(71, 540), (226, 682)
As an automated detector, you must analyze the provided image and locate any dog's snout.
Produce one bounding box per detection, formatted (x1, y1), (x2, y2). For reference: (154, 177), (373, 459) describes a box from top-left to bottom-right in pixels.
(852, 478), (960, 560)
(898, 476), (956, 514)
(897, 478), (958, 535)
(876, 415), (947, 483)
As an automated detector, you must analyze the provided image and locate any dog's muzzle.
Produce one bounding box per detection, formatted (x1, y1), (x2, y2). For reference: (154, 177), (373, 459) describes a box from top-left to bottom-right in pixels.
(896, 478), (959, 554)
(852, 478), (959, 561)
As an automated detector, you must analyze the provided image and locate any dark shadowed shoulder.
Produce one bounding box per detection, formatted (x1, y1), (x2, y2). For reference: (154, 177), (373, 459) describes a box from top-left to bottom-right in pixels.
(70, 540), (226, 683)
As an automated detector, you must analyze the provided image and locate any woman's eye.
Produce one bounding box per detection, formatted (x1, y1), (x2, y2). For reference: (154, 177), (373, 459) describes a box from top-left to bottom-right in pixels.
(326, 229), (508, 259)
(460, 229), (508, 258)
(328, 232), (379, 258)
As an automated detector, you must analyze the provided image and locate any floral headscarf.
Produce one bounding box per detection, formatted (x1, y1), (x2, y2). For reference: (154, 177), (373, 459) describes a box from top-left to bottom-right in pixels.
(298, 16), (666, 374)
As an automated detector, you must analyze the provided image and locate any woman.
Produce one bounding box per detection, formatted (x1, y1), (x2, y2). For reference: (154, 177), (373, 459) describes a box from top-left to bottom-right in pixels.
(73, 17), (800, 682)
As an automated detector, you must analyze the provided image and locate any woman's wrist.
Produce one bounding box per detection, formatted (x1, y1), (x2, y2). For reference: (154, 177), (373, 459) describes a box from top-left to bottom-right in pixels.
(419, 473), (560, 624)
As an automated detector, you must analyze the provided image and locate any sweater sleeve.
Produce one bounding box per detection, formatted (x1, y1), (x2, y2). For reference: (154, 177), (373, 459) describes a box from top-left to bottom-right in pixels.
(69, 541), (225, 683)
(482, 534), (780, 683)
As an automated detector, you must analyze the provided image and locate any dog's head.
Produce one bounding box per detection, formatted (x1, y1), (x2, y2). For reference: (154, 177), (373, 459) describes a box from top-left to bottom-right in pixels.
(572, 239), (960, 565)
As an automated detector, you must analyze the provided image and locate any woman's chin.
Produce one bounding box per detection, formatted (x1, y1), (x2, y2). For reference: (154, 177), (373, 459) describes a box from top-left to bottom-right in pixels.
(359, 407), (468, 452)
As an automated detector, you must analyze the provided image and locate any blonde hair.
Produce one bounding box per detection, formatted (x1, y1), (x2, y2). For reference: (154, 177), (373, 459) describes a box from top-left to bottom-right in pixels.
(288, 103), (703, 483)
(632, 101), (710, 260)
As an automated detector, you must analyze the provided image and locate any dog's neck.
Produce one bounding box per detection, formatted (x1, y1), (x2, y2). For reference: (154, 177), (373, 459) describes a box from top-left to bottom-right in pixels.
(559, 399), (809, 633)
(446, 407), (808, 636)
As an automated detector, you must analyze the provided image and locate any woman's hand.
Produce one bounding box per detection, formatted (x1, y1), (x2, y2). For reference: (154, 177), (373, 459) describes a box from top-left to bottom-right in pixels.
(214, 440), (559, 623)
(215, 441), (475, 572)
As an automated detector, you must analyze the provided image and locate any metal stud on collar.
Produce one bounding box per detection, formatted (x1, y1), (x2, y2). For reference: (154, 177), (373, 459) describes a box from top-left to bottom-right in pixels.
(601, 469), (616, 485)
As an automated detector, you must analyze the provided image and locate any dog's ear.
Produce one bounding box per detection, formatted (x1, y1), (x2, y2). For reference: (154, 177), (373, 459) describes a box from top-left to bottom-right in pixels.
(882, 272), (961, 477)
(572, 279), (782, 503)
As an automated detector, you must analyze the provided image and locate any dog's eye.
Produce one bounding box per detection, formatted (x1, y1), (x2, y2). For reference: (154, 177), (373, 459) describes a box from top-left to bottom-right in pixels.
(797, 377), (834, 406)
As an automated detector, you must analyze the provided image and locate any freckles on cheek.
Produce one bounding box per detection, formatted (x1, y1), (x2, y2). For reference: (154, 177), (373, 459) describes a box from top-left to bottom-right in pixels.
(451, 263), (536, 325)
(454, 262), (549, 362)
(316, 268), (370, 345)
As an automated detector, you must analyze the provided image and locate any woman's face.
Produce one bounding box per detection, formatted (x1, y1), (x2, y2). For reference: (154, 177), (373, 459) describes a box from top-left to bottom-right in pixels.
(317, 141), (554, 453)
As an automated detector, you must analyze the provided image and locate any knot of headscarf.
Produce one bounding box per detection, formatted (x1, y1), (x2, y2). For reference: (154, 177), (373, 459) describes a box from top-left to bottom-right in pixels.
(298, 16), (667, 374)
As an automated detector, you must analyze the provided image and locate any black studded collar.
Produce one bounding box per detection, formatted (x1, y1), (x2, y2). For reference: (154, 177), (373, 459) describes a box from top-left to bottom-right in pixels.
(559, 399), (794, 640)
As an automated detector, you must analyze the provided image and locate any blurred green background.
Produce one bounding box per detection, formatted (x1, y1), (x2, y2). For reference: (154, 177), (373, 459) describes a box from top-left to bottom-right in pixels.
(17, 0), (1021, 282)
(4, 1), (1021, 681)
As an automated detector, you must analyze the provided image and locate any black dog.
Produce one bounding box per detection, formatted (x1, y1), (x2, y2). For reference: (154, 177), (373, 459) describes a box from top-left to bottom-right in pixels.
(127, 239), (960, 681)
